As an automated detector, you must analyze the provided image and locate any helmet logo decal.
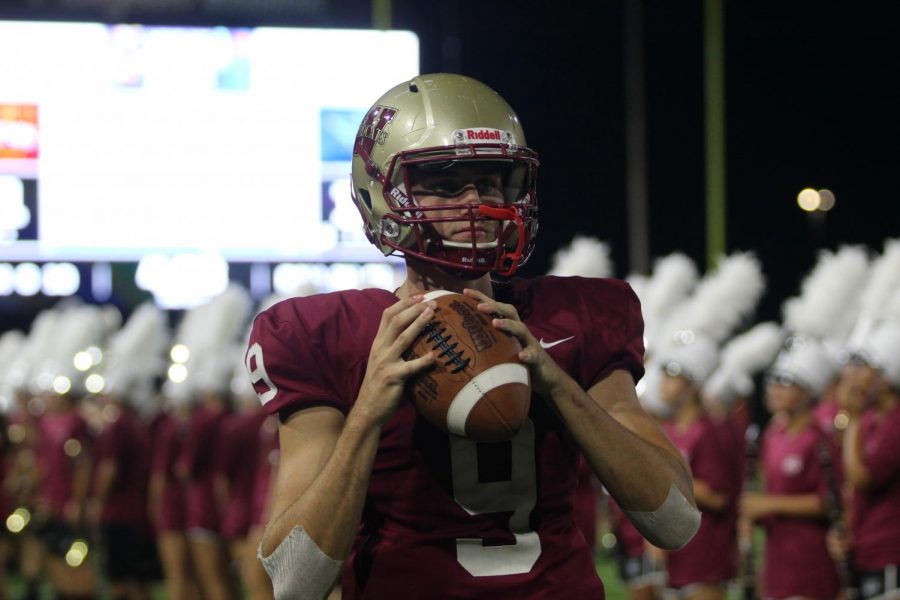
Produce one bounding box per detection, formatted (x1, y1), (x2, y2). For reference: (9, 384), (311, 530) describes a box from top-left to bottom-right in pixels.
(355, 105), (397, 158)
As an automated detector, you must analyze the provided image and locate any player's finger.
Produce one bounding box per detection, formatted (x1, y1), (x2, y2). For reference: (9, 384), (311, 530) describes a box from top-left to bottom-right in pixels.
(491, 317), (536, 349)
(381, 294), (425, 327)
(462, 288), (488, 302)
(391, 304), (436, 354)
(463, 288), (520, 321)
(400, 351), (436, 376)
(383, 299), (435, 341)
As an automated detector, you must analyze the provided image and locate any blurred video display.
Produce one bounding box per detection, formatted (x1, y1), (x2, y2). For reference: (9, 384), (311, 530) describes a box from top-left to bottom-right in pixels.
(0, 21), (419, 263)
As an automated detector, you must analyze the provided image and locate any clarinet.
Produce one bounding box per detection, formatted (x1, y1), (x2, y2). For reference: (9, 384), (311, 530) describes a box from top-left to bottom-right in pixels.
(816, 438), (859, 600)
(741, 423), (761, 600)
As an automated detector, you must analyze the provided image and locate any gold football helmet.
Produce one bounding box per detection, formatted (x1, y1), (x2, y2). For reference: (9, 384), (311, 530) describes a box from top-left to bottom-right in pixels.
(351, 73), (539, 276)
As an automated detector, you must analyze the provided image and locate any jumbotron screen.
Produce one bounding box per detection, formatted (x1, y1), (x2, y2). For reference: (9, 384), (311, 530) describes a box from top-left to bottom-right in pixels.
(0, 21), (419, 263)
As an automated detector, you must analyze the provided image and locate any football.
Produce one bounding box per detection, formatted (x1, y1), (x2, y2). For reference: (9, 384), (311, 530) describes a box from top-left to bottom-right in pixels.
(404, 290), (531, 442)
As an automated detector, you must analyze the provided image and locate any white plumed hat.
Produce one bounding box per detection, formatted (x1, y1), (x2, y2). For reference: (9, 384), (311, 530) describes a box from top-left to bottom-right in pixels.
(638, 253), (699, 355)
(847, 239), (900, 347)
(847, 321), (900, 389)
(768, 337), (838, 397)
(783, 245), (869, 343)
(101, 302), (169, 409)
(703, 322), (785, 407)
(660, 252), (765, 346)
(548, 235), (613, 278)
(168, 283), (253, 400)
(657, 333), (719, 385)
(0, 330), (26, 413)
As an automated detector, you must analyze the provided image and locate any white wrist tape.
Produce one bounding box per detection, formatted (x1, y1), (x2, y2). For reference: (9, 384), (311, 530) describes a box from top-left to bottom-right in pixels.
(624, 484), (701, 550)
(258, 526), (343, 600)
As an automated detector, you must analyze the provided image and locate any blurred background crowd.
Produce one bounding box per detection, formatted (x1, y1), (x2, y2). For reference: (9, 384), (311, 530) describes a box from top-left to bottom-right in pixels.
(0, 237), (898, 600)
(1, 0), (899, 599)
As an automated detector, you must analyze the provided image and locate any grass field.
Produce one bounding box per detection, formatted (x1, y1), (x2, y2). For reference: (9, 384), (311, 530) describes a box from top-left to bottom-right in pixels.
(8, 545), (755, 599)
(6, 550), (630, 599)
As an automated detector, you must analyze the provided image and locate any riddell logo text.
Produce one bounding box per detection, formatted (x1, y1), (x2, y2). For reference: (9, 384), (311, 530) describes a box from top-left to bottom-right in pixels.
(466, 129), (502, 141)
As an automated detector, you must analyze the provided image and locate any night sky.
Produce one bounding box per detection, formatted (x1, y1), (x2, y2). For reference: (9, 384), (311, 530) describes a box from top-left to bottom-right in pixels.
(399, 1), (900, 324)
(1, 0), (898, 328)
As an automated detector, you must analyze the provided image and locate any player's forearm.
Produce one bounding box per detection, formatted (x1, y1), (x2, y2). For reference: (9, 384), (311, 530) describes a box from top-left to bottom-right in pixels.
(262, 410), (382, 560)
(548, 376), (693, 511)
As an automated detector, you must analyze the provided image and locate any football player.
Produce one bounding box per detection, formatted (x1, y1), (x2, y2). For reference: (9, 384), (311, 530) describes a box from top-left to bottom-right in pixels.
(248, 73), (699, 599)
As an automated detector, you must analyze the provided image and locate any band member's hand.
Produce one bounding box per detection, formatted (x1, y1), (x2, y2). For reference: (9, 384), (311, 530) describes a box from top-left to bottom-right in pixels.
(464, 288), (567, 396)
(835, 376), (867, 417)
(357, 295), (437, 426)
(85, 497), (102, 528)
(826, 526), (849, 562)
(739, 492), (771, 521)
(63, 498), (83, 526)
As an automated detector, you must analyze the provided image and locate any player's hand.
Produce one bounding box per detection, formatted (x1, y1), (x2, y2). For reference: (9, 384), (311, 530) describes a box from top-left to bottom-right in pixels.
(463, 288), (567, 396)
(356, 294), (437, 426)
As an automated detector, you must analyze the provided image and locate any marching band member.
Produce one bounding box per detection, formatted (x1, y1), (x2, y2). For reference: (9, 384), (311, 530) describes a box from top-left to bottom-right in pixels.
(839, 321), (900, 600)
(740, 338), (843, 600)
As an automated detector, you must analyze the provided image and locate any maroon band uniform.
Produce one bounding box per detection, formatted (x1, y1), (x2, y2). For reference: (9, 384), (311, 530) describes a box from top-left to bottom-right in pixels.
(663, 415), (738, 589)
(759, 417), (841, 598)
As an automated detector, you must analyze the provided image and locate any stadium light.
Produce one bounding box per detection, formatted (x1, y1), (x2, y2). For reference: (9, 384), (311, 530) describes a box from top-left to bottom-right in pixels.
(797, 188), (821, 212)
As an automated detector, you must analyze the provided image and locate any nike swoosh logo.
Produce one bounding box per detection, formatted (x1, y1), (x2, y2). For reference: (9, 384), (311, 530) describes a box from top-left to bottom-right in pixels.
(539, 336), (575, 349)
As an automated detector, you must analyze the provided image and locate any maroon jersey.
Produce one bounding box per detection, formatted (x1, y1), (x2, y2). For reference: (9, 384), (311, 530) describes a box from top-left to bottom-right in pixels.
(217, 409), (268, 539)
(609, 499), (645, 559)
(251, 415), (279, 528)
(813, 393), (840, 439)
(35, 409), (91, 519)
(850, 405), (900, 571)
(712, 413), (746, 508)
(177, 403), (227, 531)
(663, 415), (738, 588)
(247, 276), (644, 599)
(759, 417), (841, 599)
(571, 456), (597, 550)
(93, 408), (151, 525)
(150, 411), (186, 532)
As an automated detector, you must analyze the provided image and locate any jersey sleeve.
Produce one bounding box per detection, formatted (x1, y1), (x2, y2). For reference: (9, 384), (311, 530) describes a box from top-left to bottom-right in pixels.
(245, 300), (349, 418)
(577, 278), (646, 387)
